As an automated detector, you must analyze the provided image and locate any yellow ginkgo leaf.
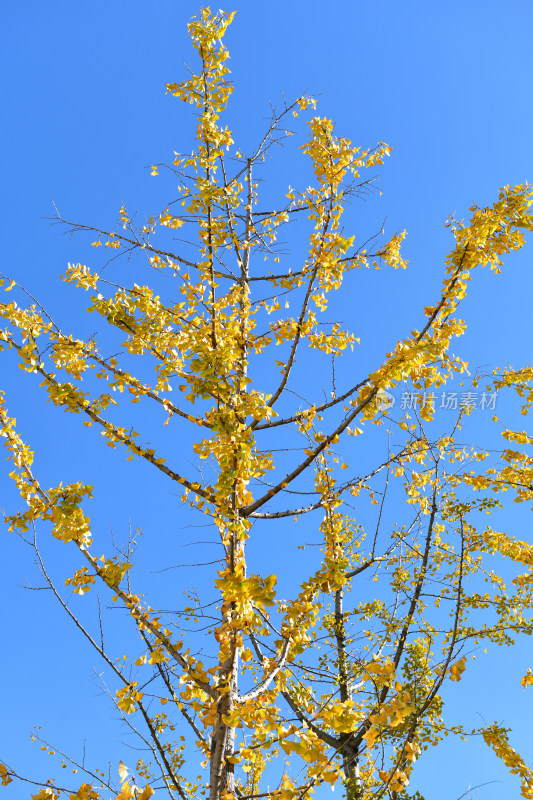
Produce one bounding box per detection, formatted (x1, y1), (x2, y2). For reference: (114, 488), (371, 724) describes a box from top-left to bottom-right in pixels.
(0, 764), (12, 786)
(520, 668), (533, 688)
(449, 656), (467, 682)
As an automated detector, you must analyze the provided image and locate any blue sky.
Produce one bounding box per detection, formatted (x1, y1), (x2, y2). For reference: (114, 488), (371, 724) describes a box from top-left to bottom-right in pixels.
(2, 2), (533, 799)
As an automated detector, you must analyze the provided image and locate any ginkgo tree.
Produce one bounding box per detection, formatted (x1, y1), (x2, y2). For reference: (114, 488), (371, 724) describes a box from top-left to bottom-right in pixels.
(2, 7), (533, 800)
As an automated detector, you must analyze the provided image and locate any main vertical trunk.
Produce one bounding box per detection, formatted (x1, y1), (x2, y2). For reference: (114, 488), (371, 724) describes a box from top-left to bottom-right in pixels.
(335, 589), (363, 799)
(209, 643), (238, 800)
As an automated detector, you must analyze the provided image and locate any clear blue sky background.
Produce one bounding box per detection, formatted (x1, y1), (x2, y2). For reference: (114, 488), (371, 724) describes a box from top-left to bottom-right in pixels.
(2, 2), (533, 799)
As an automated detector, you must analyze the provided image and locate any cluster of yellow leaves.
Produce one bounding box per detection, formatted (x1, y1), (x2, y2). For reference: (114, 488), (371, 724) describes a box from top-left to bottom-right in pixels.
(483, 725), (533, 799)
(377, 229), (409, 269)
(28, 774), (155, 800)
(215, 566), (276, 618)
(378, 767), (409, 793)
(65, 567), (96, 595)
(159, 209), (185, 230)
(67, 785), (101, 800)
(0, 398), (94, 545)
(166, 9), (235, 154)
(116, 682), (144, 715)
(115, 760), (154, 800)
